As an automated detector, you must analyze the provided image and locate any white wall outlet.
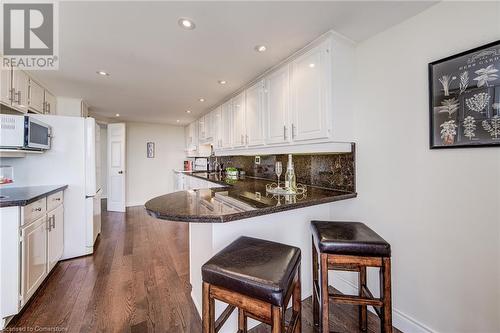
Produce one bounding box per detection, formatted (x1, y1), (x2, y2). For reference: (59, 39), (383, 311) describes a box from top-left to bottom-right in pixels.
(255, 156), (261, 164)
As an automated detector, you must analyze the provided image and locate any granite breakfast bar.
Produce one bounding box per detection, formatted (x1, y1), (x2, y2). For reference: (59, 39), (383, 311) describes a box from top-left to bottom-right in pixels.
(145, 169), (356, 332)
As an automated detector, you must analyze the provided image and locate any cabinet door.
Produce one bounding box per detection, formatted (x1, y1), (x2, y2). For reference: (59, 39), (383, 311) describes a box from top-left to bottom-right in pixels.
(44, 91), (57, 115)
(0, 59), (13, 105)
(212, 107), (222, 149)
(28, 79), (45, 113)
(231, 92), (246, 148)
(47, 205), (64, 271)
(265, 65), (290, 144)
(290, 40), (331, 142)
(205, 112), (213, 142)
(245, 80), (265, 146)
(198, 117), (205, 142)
(12, 70), (29, 113)
(220, 100), (232, 149)
(21, 215), (48, 305)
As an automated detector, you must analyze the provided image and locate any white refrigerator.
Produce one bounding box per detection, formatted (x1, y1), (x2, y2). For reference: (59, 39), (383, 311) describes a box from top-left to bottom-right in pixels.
(5, 115), (102, 259)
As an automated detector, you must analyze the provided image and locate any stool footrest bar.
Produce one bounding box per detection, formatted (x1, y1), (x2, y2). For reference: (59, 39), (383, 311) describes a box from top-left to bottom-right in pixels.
(330, 294), (383, 307)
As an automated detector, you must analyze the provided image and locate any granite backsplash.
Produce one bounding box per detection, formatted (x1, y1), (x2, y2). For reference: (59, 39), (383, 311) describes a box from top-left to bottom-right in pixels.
(209, 146), (356, 193)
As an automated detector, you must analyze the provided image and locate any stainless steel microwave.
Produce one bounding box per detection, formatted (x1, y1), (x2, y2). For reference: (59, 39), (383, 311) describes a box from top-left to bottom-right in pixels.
(0, 114), (52, 150)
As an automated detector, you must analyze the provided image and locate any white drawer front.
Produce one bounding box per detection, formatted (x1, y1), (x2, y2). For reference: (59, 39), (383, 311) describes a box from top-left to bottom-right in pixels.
(23, 198), (47, 225)
(47, 191), (63, 212)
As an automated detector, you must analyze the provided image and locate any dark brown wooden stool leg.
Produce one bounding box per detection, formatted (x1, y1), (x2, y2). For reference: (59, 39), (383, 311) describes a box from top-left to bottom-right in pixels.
(320, 253), (329, 333)
(202, 282), (215, 333)
(359, 266), (367, 331)
(293, 264), (302, 333)
(271, 306), (284, 333)
(312, 239), (319, 327)
(380, 257), (392, 333)
(238, 308), (247, 333)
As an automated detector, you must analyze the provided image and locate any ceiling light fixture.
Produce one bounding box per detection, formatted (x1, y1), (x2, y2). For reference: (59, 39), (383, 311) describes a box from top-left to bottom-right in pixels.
(176, 119), (180, 123)
(178, 18), (195, 30)
(199, 98), (205, 102)
(186, 110), (192, 114)
(254, 45), (267, 52)
(115, 113), (120, 117)
(308, 63), (316, 68)
(218, 80), (227, 85)
(97, 71), (110, 76)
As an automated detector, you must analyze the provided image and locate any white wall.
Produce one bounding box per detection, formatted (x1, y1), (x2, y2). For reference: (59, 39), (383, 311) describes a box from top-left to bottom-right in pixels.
(100, 125), (107, 197)
(125, 122), (185, 206)
(330, 2), (500, 333)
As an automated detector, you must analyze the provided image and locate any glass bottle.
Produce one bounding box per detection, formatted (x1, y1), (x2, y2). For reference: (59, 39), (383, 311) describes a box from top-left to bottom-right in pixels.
(284, 154), (297, 193)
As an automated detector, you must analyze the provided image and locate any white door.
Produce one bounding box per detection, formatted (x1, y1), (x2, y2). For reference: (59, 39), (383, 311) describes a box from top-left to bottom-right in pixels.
(107, 123), (126, 212)
(290, 40), (332, 141)
(28, 79), (45, 113)
(245, 80), (265, 146)
(220, 100), (232, 149)
(47, 204), (64, 271)
(44, 91), (57, 115)
(0, 60), (12, 105)
(231, 92), (246, 148)
(12, 70), (29, 113)
(265, 65), (290, 144)
(21, 216), (48, 305)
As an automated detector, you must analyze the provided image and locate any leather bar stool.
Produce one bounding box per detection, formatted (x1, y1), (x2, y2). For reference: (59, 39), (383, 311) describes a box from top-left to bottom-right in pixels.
(202, 236), (302, 333)
(311, 221), (392, 333)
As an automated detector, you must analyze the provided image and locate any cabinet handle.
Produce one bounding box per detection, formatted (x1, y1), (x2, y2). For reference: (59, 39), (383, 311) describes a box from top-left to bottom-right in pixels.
(241, 134), (244, 144)
(16, 91), (21, 104)
(33, 207), (42, 212)
(246, 135), (249, 145)
(54, 198), (61, 201)
(51, 215), (56, 229)
(47, 216), (52, 231)
(292, 123), (296, 139)
(9, 88), (15, 102)
(47, 102), (50, 114)
(283, 126), (287, 140)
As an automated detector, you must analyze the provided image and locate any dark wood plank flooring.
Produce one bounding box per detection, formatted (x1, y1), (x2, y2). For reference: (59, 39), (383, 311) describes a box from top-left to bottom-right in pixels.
(7, 202), (400, 333)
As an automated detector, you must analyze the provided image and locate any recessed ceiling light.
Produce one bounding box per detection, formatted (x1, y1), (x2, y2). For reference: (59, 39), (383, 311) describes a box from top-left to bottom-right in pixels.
(97, 71), (110, 76)
(186, 110), (191, 114)
(199, 98), (205, 102)
(218, 80), (227, 85)
(308, 63), (316, 68)
(176, 119), (180, 123)
(115, 113), (120, 117)
(254, 45), (267, 52)
(178, 18), (195, 30)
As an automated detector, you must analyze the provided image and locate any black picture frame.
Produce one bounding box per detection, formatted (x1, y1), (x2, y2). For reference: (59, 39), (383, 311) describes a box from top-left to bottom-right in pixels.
(429, 40), (500, 149)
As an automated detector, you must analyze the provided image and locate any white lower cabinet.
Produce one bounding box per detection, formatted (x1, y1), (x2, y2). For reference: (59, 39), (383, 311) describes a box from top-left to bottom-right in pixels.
(21, 215), (48, 305)
(47, 204), (64, 272)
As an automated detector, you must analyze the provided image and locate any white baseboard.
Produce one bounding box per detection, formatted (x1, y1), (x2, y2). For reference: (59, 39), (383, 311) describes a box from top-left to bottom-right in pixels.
(333, 275), (437, 333)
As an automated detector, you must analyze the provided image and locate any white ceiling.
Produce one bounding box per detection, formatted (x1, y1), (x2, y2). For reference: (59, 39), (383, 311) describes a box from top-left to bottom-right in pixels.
(29, 1), (436, 125)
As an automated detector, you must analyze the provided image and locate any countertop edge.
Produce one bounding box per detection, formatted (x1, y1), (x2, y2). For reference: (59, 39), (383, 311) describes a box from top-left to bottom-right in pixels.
(0, 185), (69, 208)
(145, 192), (357, 223)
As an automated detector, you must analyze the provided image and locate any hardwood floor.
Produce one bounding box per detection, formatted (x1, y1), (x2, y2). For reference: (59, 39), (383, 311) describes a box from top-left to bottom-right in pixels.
(7, 202), (400, 333)
(7, 203), (202, 333)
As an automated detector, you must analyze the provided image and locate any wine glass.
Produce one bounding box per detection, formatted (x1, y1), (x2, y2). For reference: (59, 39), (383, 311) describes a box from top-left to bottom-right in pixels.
(275, 161), (283, 188)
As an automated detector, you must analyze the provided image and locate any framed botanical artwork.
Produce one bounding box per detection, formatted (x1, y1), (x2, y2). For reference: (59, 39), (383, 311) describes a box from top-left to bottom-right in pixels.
(147, 142), (155, 158)
(429, 40), (500, 149)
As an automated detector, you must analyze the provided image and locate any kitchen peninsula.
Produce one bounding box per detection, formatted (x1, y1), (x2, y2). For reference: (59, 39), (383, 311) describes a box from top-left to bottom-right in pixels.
(145, 152), (357, 332)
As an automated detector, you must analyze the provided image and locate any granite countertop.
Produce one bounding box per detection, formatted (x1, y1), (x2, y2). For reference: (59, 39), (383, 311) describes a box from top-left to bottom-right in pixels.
(145, 172), (356, 223)
(0, 185), (68, 208)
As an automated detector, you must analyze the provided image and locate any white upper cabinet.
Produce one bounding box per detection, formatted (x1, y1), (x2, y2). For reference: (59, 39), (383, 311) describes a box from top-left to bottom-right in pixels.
(265, 65), (290, 145)
(245, 80), (265, 147)
(231, 92), (246, 148)
(290, 38), (332, 142)
(204, 112), (214, 142)
(28, 79), (45, 114)
(212, 107), (222, 148)
(12, 70), (29, 113)
(0, 59), (12, 106)
(198, 116), (206, 142)
(220, 100), (233, 149)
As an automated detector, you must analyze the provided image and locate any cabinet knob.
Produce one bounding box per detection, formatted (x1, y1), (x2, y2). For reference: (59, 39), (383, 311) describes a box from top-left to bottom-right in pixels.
(34, 207), (42, 212)
(118, 170), (123, 174)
